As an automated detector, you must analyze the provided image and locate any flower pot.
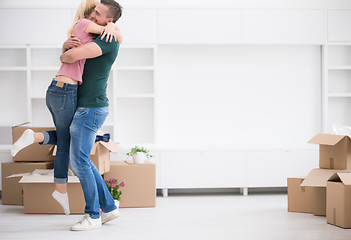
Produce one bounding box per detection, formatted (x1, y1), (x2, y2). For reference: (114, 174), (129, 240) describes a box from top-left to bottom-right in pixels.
(132, 152), (146, 164)
(114, 200), (120, 210)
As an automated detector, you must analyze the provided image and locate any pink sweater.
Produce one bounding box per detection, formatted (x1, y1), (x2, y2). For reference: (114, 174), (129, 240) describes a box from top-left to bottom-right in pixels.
(56, 19), (95, 84)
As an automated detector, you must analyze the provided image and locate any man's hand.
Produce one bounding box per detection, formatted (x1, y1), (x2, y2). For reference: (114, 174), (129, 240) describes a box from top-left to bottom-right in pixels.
(60, 42), (102, 64)
(62, 35), (81, 53)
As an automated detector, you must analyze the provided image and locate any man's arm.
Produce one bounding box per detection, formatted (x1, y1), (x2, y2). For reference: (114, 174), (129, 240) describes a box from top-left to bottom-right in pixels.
(60, 42), (102, 63)
(62, 36), (81, 53)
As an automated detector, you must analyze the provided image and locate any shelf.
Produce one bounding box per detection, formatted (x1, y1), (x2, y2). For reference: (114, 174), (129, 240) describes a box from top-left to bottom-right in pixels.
(115, 66), (155, 71)
(328, 66), (351, 70)
(0, 67), (27, 71)
(328, 93), (351, 98)
(0, 144), (12, 152)
(30, 66), (60, 71)
(117, 94), (154, 98)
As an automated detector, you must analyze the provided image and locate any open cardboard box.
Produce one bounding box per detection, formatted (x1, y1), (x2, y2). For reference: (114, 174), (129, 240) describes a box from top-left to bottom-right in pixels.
(327, 172), (351, 228)
(53, 140), (120, 175)
(1, 162), (54, 205)
(308, 133), (351, 170)
(300, 168), (348, 216)
(103, 160), (156, 208)
(18, 169), (85, 214)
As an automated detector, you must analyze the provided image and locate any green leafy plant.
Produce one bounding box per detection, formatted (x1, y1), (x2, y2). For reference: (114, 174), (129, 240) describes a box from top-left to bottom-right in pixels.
(104, 178), (125, 201)
(126, 146), (153, 158)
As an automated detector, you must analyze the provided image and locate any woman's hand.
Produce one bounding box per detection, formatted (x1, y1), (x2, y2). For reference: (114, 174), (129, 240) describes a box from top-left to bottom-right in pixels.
(100, 22), (122, 43)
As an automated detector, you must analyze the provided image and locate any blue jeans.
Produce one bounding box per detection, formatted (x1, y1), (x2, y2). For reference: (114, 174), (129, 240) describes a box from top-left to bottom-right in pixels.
(42, 80), (78, 184)
(69, 107), (116, 219)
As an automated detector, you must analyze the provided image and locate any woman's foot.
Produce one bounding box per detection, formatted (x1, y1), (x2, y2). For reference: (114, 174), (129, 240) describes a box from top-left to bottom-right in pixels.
(52, 190), (70, 215)
(11, 129), (34, 156)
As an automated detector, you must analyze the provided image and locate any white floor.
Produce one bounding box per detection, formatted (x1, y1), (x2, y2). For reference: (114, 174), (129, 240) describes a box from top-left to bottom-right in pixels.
(0, 192), (350, 240)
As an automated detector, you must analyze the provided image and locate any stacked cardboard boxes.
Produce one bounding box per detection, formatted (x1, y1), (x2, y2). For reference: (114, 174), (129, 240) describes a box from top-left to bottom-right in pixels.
(288, 133), (351, 228)
(2, 125), (120, 214)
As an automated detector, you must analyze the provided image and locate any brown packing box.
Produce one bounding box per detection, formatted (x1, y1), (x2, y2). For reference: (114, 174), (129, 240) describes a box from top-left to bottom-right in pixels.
(300, 168), (347, 216)
(103, 160), (156, 208)
(1, 162), (54, 205)
(12, 126), (56, 162)
(53, 140), (120, 175)
(327, 173), (351, 228)
(19, 169), (85, 214)
(308, 133), (351, 170)
(287, 178), (313, 213)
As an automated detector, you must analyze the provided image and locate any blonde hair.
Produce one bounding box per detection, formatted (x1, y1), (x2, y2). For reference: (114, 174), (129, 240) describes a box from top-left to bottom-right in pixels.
(67, 0), (100, 36)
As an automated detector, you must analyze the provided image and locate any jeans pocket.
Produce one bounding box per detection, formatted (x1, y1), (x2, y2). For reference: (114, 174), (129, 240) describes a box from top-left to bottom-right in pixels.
(46, 90), (66, 111)
(93, 109), (109, 131)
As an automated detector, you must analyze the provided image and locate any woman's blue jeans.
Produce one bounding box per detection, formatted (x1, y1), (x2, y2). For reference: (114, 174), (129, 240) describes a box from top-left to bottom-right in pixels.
(41, 80), (77, 184)
(69, 107), (116, 218)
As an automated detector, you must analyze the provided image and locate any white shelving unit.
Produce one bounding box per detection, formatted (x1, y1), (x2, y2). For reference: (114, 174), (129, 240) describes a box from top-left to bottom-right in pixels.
(0, 44), (157, 150)
(323, 43), (351, 132)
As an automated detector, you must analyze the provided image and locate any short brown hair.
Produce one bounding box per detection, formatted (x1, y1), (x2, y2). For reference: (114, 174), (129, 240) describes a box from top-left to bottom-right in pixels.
(101, 0), (122, 23)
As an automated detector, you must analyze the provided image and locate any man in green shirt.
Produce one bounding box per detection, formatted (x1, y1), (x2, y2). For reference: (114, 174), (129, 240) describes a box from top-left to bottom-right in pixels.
(60, 0), (122, 231)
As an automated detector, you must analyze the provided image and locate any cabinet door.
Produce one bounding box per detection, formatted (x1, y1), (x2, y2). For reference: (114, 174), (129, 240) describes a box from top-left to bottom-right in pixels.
(158, 9), (242, 44)
(246, 150), (319, 187)
(118, 8), (158, 44)
(328, 10), (351, 42)
(243, 9), (325, 44)
(160, 151), (246, 188)
(0, 9), (71, 45)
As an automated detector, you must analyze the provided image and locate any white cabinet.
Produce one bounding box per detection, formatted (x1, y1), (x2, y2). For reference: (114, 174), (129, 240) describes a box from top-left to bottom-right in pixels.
(118, 8), (158, 45)
(160, 151), (246, 188)
(246, 150), (318, 188)
(328, 10), (351, 42)
(0, 9), (72, 45)
(243, 9), (325, 44)
(158, 9), (242, 44)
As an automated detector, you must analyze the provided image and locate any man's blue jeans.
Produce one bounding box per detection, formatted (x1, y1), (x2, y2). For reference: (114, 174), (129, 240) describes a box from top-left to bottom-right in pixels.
(41, 80), (78, 184)
(69, 107), (116, 219)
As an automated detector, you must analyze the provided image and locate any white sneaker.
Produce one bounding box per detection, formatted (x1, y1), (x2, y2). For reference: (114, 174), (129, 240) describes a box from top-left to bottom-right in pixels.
(101, 209), (120, 224)
(70, 214), (102, 231)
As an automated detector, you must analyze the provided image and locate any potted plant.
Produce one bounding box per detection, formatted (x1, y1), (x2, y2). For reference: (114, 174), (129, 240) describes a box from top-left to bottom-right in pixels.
(104, 178), (125, 209)
(126, 146), (153, 164)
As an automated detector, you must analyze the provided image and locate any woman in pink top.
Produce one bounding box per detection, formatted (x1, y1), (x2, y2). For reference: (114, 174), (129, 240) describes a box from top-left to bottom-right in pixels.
(12, 0), (122, 215)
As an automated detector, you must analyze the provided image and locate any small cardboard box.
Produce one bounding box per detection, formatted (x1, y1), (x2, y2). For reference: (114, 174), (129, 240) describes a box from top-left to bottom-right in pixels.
(1, 162), (54, 205)
(308, 133), (351, 170)
(19, 169), (85, 214)
(12, 126), (55, 162)
(53, 140), (120, 175)
(327, 173), (351, 228)
(287, 178), (313, 213)
(103, 160), (156, 208)
(300, 168), (345, 216)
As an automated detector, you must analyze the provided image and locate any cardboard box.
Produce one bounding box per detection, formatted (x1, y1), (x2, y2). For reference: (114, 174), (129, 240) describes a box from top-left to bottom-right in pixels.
(12, 126), (55, 162)
(53, 140), (120, 175)
(19, 169), (85, 214)
(308, 133), (351, 170)
(1, 162), (54, 205)
(287, 178), (313, 213)
(327, 172), (351, 228)
(300, 168), (346, 216)
(103, 161), (156, 208)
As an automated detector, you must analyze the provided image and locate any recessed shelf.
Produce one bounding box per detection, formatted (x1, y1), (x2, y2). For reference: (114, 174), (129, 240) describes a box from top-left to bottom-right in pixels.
(328, 93), (351, 98)
(0, 67), (27, 71)
(117, 94), (154, 98)
(328, 66), (351, 70)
